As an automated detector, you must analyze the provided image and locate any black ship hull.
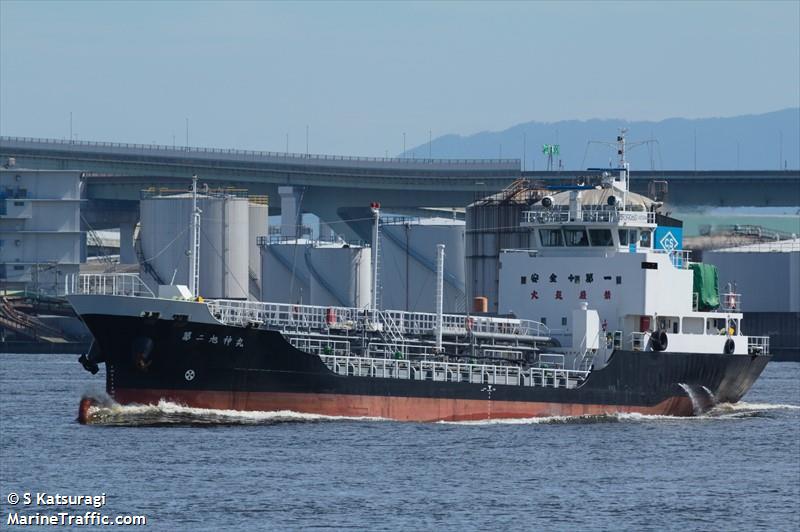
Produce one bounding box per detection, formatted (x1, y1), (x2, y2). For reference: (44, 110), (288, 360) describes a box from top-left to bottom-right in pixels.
(77, 312), (771, 422)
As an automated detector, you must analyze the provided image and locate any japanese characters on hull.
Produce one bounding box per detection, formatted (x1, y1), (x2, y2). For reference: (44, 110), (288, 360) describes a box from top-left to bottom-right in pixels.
(525, 271), (616, 303)
(180, 330), (245, 348)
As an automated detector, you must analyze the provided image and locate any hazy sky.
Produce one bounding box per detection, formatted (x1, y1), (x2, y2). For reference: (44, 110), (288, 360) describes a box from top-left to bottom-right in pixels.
(1, 1), (798, 157)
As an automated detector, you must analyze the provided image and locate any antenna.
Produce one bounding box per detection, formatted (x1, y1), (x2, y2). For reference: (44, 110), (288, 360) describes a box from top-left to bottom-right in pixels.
(188, 174), (201, 298)
(523, 133), (527, 172)
(615, 129), (630, 204)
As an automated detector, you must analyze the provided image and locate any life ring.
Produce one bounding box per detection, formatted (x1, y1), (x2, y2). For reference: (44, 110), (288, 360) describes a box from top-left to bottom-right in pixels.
(651, 330), (668, 352)
(724, 338), (735, 355)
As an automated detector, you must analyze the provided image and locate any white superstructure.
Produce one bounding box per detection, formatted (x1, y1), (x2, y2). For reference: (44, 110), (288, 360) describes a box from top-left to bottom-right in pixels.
(497, 132), (767, 359)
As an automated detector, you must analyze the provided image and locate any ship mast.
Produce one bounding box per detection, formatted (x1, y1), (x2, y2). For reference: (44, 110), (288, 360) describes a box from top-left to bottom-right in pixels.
(617, 128), (630, 206)
(188, 174), (201, 298)
(370, 201), (381, 311)
(435, 243), (445, 352)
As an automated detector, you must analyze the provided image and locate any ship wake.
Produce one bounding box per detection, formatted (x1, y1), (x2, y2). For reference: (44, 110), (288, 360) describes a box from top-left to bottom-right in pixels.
(440, 402), (799, 426)
(77, 395), (798, 427)
(78, 395), (386, 426)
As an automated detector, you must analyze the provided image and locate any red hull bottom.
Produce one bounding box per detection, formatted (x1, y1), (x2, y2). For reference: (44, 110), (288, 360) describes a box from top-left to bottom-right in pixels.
(79, 389), (694, 423)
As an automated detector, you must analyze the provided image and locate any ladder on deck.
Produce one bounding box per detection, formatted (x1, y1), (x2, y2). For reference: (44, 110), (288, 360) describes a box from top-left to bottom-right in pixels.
(374, 309), (405, 355)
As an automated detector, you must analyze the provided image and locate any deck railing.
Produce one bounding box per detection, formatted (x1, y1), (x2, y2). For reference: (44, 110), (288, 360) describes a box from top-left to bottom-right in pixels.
(747, 336), (770, 355)
(630, 331), (649, 351)
(289, 337), (351, 356)
(654, 249), (692, 269)
(720, 292), (742, 312)
(319, 354), (588, 389)
(521, 208), (655, 225)
(65, 273), (154, 298)
(205, 298), (550, 340)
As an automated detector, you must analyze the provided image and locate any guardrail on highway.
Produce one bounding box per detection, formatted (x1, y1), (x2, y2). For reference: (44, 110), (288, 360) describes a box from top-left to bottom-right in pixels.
(0, 135), (519, 168)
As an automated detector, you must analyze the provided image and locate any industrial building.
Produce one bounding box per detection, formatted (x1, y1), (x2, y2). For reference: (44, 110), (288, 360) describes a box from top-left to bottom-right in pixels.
(465, 181), (544, 313)
(703, 239), (800, 360)
(0, 165), (83, 295)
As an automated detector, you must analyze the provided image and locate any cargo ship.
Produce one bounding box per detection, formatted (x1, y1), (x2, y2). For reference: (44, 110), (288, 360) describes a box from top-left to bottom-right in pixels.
(68, 133), (771, 422)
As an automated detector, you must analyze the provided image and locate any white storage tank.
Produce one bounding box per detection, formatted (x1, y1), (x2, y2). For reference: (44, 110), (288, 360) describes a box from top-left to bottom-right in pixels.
(139, 192), (250, 299)
(259, 239), (312, 304)
(379, 217), (466, 313)
(259, 238), (371, 308)
(307, 242), (371, 308)
(248, 201), (269, 298)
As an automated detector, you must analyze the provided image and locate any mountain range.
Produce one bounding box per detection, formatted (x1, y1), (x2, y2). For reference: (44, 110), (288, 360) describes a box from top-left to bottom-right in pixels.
(402, 108), (799, 171)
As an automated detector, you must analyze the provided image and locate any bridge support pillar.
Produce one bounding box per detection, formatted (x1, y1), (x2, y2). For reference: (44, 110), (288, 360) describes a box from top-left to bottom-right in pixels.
(80, 232), (88, 263)
(279, 186), (301, 238)
(319, 221), (334, 240)
(119, 222), (136, 264)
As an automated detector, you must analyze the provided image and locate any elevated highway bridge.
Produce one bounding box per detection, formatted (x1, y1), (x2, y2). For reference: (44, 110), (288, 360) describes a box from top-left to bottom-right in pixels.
(2, 136), (798, 242)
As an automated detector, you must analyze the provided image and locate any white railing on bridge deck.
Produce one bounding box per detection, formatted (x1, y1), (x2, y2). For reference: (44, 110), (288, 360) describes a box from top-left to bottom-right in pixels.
(65, 273), (154, 298)
(0, 135), (517, 167)
(521, 208), (656, 225)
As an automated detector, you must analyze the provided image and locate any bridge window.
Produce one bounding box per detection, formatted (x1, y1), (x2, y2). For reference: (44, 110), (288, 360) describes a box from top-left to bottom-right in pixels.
(640, 230), (652, 248)
(619, 229), (637, 246)
(588, 229), (613, 246)
(564, 228), (589, 246)
(539, 229), (564, 247)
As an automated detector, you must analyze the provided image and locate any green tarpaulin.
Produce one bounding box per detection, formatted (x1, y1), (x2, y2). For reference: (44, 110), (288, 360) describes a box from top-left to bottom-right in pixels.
(690, 263), (719, 311)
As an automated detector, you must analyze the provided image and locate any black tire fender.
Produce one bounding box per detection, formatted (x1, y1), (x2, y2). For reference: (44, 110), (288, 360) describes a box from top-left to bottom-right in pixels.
(657, 330), (668, 351)
(724, 338), (735, 355)
(651, 330), (668, 352)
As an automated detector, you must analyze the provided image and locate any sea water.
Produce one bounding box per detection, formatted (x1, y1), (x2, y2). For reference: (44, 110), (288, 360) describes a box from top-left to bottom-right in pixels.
(1, 354), (798, 531)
